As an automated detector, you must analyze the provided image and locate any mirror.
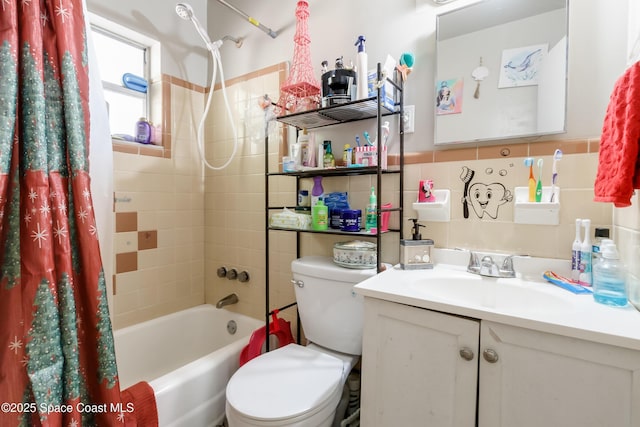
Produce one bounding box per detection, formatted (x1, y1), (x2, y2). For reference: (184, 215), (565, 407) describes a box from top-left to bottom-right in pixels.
(435, 0), (568, 145)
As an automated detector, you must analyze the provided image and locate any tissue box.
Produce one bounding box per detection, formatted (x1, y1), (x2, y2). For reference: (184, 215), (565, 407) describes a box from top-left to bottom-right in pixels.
(354, 145), (387, 169)
(269, 209), (311, 230)
(368, 70), (396, 112)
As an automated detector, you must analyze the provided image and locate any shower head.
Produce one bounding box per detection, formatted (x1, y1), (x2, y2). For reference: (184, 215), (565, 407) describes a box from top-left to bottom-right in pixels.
(175, 3), (194, 20)
(175, 2), (215, 50)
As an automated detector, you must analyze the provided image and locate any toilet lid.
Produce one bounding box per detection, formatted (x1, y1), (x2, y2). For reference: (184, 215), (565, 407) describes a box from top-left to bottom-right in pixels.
(226, 344), (345, 422)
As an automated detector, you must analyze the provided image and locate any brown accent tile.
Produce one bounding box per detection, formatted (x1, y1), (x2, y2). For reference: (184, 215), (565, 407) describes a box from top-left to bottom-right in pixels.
(112, 141), (139, 154)
(529, 139), (588, 156)
(140, 145), (165, 157)
(116, 212), (138, 232)
(433, 147), (477, 163)
(589, 138), (600, 153)
(478, 143), (528, 160)
(162, 81), (172, 157)
(113, 275), (117, 295)
(116, 252), (138, 273)
(401, 151), (434, 165)
(138, 230), (158, 250)
(168, 74), (206, 93)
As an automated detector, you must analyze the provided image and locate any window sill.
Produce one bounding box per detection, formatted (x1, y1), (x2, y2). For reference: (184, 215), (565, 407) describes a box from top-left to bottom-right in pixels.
(112, 139), (170, 158)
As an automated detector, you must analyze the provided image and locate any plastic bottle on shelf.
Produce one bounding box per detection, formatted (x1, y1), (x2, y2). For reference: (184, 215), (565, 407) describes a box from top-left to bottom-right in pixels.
(323, 140), (335, 168)
(312, 198), (329, 231)
(289, 140), (302, 170)
(593, 242), (628, 307)
(592, 227), (611, 265)
(355, 35), (368, 100)
(311, 176), (324, 208)
(365, 187), (377, 232)
(307, 132), (317, 168)
(299, 129), (310, 167)
(317, 137), (325, 169)
(343, 144), (352, 167)
(135, 117), (151, 144)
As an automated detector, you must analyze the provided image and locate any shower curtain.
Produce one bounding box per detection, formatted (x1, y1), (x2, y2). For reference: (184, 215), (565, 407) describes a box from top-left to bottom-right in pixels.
(0, 0), (122, 425)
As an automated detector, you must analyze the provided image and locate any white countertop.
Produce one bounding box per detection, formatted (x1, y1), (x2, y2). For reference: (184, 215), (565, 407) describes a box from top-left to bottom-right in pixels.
(354, 249), (640, 351)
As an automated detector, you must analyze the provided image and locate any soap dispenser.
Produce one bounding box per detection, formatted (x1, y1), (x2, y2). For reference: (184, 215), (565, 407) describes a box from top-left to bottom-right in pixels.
(400, 219), (434, 270)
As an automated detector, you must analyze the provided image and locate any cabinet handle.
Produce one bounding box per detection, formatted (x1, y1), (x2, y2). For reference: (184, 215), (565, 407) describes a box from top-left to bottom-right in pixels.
(482, 348), (499, 363)
(459, 347), (474, 361)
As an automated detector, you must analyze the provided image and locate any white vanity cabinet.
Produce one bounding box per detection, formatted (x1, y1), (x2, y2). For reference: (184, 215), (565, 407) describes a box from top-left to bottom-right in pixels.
(361, 297), (640, 427)
(479, 320), (640, 427)
(360, 297), (479, 426)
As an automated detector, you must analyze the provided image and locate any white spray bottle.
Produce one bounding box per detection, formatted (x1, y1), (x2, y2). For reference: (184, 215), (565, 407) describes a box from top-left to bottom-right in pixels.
(355, 35), (368, 100)
(571, 218), (582, 281)
(579, 219), (593, 286)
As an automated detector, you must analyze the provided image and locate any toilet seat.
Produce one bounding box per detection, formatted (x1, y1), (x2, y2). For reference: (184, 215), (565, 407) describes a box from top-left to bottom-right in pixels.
(226, 344), (345, 425)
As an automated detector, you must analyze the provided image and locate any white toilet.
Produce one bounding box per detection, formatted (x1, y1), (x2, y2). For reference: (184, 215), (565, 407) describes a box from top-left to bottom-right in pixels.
(225, 256), (378, 427)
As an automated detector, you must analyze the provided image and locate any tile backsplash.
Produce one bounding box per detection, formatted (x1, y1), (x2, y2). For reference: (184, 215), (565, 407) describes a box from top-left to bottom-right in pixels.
(110, 64), (638, 330)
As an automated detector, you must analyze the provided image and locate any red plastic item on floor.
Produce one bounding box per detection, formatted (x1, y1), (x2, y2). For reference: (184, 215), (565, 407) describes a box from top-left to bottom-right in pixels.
(239, 310), (295, 366)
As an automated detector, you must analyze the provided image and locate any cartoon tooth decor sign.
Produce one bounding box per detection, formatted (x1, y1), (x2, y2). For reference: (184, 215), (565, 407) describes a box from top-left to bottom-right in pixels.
(468, 182), (512, 219)
(460, 166), (513, 219)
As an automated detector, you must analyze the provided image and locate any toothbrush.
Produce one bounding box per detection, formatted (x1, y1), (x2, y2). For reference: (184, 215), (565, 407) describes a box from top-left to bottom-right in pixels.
(535, 158), (543, 202)
(355, 135), (361, 147)
(524, 158), (535, 202)
(363, 131), (373, 146)
(460, 166), (475, 219)
(550, 149), (563, 202)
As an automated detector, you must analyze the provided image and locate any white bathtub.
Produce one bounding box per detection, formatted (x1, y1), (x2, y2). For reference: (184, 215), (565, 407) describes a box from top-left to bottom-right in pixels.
(114, 304), (262, 427)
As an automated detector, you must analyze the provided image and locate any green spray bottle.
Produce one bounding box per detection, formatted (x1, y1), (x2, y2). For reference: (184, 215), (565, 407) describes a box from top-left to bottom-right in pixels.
(365, 187), (377, 232)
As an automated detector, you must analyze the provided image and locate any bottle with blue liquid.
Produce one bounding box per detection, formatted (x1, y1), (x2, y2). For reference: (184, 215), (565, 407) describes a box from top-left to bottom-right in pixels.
(593, 242), (628, 307)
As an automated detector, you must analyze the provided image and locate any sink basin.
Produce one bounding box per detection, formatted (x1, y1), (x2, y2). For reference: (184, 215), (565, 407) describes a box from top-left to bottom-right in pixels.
(408, 273), (572, 315)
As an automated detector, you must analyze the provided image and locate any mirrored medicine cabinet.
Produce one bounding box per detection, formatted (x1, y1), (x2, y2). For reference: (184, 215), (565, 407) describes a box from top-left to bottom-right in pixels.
(434, 0), (569, 146)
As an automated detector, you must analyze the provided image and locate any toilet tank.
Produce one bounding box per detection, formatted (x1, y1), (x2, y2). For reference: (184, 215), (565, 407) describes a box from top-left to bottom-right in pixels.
(291, 256), (379, 355)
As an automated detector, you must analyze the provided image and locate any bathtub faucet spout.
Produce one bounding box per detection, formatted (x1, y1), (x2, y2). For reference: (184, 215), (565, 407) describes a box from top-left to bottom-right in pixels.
(216, 293), (239, 309)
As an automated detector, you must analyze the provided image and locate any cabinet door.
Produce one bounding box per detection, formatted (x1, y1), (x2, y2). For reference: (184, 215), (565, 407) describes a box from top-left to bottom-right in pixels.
(361, 298), (480, 427)
(479, 321), (640, 427)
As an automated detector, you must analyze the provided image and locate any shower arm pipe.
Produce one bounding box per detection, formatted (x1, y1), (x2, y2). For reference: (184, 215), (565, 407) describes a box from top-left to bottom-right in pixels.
(222, 34), (243, 48)
(215, 0), (278, 39)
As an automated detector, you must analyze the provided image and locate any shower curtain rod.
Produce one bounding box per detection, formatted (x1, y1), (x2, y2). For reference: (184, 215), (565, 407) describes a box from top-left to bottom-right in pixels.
(215, 0), (278, 39)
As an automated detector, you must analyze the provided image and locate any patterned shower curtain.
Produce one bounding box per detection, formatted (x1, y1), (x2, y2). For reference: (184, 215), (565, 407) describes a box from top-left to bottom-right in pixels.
(0, 0), (123, 425)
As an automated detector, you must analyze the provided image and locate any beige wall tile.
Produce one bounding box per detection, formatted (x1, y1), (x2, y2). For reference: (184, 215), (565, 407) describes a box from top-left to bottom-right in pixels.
(115, 232), (138, 254)
(614, 193), (640, 230)
(112, 65), (632, 332)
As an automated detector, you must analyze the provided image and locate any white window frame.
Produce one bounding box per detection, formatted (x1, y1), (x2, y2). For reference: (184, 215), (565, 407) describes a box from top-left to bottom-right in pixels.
(88, 13), (161, 141)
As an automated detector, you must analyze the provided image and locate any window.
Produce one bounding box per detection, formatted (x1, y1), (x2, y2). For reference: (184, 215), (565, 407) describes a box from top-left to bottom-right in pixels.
(88, 13), (160, 141)
(90, 26), (149, 137)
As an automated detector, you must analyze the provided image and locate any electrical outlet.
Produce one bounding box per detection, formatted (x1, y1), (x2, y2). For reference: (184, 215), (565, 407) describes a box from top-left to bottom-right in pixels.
(404, 105), (415, 134)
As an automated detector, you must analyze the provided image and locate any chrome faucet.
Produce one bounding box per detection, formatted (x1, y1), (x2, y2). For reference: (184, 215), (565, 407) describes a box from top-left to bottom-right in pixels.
(467, 252), (523, 278)
(216, 293), (239, 308)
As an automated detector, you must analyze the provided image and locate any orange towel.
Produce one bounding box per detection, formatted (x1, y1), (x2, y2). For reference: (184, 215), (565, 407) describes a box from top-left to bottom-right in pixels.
(594, 61), (640, 207)
(121, 381), (158, 427)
